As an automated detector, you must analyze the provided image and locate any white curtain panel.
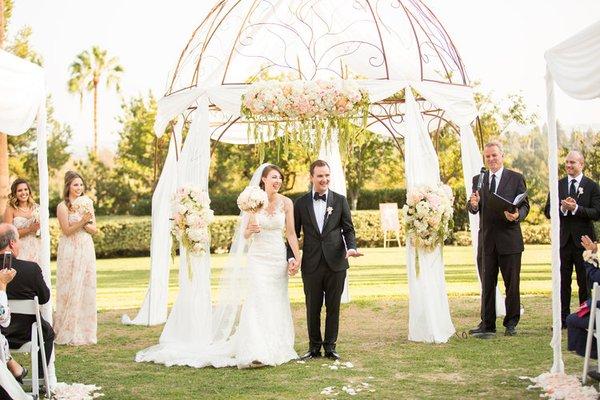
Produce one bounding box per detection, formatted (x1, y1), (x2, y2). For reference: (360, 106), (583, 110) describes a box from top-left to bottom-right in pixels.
(544, 20), (600, 100)
(0, 50), (56, 387)
(0, 50), (44, 135)
(404, 87), (455, 343)
(136, 98), (214, 365)
(543, 20), (600, 373)
(122, 119), (183, 326)
(318, 133), (351, 303)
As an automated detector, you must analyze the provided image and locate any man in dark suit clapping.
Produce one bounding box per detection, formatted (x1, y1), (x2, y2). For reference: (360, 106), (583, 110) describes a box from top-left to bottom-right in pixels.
(0, 223), (54, 378)
(467, 141), (530, 338)
(544, 151), (600, 327)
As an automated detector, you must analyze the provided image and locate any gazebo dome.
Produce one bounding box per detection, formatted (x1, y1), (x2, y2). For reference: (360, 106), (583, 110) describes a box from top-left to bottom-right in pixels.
(167, 0), (469, 95)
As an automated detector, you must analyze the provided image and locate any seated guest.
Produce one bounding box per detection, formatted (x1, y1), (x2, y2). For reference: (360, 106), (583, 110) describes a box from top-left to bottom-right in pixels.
(0, 224), (54, 379)
(0, 267), (29, 400)
(566, 235), (600, 361)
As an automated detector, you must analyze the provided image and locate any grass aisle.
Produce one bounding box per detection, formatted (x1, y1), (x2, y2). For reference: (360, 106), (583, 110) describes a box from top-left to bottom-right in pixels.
(46, 246), (588, 399)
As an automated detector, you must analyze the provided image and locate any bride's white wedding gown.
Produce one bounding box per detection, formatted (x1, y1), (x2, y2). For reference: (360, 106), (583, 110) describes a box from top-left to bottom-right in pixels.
(136, 200), (297, 368)
(225, 200), (298, 367)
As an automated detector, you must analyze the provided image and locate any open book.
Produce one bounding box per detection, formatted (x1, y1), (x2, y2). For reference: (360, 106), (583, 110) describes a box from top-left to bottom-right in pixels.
(488, 191), (527, 214)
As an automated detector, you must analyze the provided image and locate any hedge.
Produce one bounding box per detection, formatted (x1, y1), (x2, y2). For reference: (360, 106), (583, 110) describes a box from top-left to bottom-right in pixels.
(43, 213), (592, 259)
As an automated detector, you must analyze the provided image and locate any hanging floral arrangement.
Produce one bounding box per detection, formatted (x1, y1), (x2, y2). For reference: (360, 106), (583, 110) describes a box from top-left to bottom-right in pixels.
(241, 79), (370, 155)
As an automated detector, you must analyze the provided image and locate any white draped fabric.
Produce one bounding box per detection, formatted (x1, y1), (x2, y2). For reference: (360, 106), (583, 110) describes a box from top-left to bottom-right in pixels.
(0, 49), (56, 387)
(544, 20), (600, 374)
(404, 88), (455, 343)
(136, 98), (214, 364)
(122, 119), (183, 325)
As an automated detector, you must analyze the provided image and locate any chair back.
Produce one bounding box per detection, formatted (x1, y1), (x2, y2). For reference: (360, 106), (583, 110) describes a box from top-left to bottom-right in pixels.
(583, 282), (600, 383)
(7, 298), (38, 316)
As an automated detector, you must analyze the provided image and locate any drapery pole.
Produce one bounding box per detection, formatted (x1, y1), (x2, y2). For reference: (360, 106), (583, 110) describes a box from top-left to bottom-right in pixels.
(545, 67), (564, 374)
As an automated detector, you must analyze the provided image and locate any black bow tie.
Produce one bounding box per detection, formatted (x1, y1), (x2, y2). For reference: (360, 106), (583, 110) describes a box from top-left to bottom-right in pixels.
(313, 192), (326, 202)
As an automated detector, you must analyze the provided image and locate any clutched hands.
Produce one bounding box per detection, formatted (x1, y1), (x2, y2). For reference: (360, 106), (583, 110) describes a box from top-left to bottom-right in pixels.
(288, 258), (300, 276)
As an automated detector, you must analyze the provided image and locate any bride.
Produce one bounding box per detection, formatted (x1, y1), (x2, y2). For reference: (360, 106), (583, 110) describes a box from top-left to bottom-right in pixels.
(138, 163), (301, 368)
(222, 163), (301, 368)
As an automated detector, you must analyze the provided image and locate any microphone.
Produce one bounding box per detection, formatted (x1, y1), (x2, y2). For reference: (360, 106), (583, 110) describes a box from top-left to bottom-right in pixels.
(476, 167), (486, 191)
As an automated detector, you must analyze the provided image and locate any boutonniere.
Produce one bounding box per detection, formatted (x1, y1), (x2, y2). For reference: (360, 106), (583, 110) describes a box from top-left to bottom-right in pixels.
(578, 187), (584, 197)
(326, 206), (333, 217)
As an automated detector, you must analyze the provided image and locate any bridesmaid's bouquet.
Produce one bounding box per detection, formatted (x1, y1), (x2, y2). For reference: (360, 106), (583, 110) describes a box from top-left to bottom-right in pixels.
(402, 183), (454, 251)
(171, 185), (215, 258)
(73, 195), (94, 225)
(72, 195), (94, 215)
(31, 205), (41, 237)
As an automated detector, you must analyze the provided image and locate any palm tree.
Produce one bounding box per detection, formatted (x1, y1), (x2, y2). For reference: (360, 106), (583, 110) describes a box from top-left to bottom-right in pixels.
(68, 46), (123, 155)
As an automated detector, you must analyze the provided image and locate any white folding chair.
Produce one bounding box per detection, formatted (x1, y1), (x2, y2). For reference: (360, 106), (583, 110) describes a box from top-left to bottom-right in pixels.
(583, 282), (600, 384)
(7, 296), (50, 399)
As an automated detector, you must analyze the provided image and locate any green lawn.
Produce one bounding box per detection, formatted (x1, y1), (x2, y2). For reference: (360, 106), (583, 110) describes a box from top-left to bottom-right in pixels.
(48, 245), (554, 311)
(40, 245), (594, 399)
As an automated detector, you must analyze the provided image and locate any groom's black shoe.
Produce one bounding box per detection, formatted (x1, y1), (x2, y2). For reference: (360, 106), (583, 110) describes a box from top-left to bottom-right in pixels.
(468, 324), (495, 335)
(324, 350), (340, 360)
(468, 324), (496, 339)
(300, 349), (322, 360)
(504, 325), (517, 336)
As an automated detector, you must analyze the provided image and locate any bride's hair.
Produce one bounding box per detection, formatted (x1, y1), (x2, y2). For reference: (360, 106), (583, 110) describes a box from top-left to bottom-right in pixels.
(259, 164), (284, 190)
(63, 170), (86, 210)
(8, 178), (36, 210)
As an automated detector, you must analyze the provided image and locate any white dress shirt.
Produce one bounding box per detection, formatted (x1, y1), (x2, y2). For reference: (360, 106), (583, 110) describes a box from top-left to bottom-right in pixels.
(489, 167), (504, 194)
(312, 189), (329, 233)
(563, 173), (583, 215)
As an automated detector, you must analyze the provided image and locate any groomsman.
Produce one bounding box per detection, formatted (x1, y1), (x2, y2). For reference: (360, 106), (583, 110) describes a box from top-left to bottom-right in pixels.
(544, 150), (600, 327)
(468, 141), (530, 338)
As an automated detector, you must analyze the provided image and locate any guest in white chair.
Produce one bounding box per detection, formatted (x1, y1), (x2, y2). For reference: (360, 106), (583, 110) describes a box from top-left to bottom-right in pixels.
(566, 235), (600, 380)
(0, 224), (53, 381)
(0, 266), (29, 398)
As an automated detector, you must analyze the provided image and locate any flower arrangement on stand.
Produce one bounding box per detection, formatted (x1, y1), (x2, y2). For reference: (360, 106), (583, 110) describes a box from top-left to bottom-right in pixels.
(402, 183), (454, 251)
(171, 186), (215, 279)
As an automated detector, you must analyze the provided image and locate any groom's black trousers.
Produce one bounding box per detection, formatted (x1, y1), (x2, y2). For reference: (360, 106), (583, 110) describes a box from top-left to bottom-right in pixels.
(302, 255), (346, 351)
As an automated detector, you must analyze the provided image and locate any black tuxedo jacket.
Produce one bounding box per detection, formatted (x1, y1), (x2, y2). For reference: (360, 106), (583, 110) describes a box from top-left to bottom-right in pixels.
(468, 169), (530, 255)
(288, 191), (357, 273)
(0, 258), (53, 348)
(544, 175), (600, 248)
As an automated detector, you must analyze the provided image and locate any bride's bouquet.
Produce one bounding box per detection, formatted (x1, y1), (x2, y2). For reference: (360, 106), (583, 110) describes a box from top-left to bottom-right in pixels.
(171, 186), (215, 258)
(237, 186), (268, 228)
(402, 183), (454, 251)
(237, 186), (268, 213)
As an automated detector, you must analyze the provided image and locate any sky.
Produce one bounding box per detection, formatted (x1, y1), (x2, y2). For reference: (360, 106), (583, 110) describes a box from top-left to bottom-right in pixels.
(9, 0), (600, 156)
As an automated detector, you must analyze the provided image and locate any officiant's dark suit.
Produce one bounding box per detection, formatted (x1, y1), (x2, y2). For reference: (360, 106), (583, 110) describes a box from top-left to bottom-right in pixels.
(468, 142), (529, 336)
(287, 161), (357, 359)
(544, 151), (600, 325)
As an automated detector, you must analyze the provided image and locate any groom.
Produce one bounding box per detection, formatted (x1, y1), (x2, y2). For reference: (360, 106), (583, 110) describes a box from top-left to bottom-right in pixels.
(287, 160), (361, 360)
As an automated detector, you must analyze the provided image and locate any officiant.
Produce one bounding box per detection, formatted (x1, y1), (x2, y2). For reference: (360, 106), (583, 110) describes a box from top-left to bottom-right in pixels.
(467, 140), (530, 338)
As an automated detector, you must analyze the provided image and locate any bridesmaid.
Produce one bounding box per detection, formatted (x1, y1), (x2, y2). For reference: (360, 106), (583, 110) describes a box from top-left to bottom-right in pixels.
(54, 171), (98, 345)
(3, 178), (41, 264)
